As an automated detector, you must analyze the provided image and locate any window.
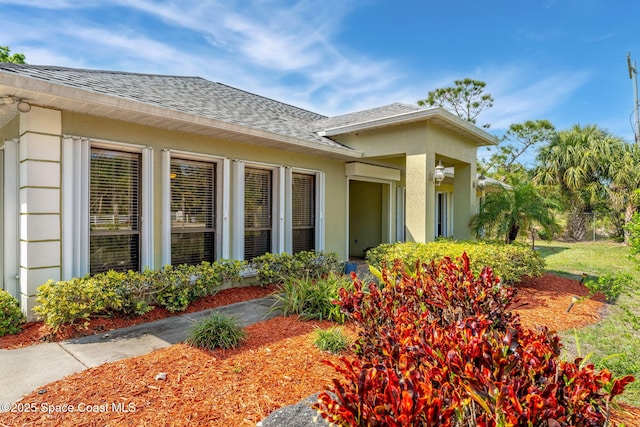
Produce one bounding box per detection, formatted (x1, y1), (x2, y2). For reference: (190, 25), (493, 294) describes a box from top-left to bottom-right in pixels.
(292, 172), (315, 253)
(89, 148), (140, 274)
(170, 158), (216, 265)
(244, 167), (272, 260)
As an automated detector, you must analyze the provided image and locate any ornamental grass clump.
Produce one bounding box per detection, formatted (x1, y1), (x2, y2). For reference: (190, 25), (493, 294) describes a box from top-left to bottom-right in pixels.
(316, 253), (634, 427)
(269, 271), (353, 324)
(186, 313), (246, 350)
(313, 326), (351, 354)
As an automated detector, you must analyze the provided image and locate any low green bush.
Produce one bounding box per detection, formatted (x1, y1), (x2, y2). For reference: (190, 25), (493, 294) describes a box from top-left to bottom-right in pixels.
(270, 272), (353, 323)
(313, 326), (350, 354)
(584, 272), (634, 302)
(34, 251), (335, 331)
(34, 276), (122, 331)
(34, 259), (245, 330)
(251, 250), (341, 285)
(186, 313), (246, 350)
(366, 240), (544, 283)
(0, 290), (26, 337)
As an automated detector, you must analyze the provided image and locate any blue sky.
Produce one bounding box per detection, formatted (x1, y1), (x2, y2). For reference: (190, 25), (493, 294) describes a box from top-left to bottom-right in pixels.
(2, 0), (640, 158)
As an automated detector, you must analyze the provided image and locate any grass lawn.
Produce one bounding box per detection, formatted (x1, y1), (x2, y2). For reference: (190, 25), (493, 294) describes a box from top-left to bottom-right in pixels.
(536, 240), (640, 406)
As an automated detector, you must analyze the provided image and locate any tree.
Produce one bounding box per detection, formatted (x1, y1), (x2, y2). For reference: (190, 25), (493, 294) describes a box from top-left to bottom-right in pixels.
(470, 180), (560, 245)
(482, 120), (556, 181)
(606, 142), (640, 242)
(0, 46), (26, 64)
(418, 78), (494, 128)
(534, 125), (622, 241)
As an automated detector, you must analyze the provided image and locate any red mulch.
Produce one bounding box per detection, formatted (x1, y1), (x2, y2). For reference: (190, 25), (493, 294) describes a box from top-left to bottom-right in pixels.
(1, 276), (639, 426)
(510, 273), (607, 332)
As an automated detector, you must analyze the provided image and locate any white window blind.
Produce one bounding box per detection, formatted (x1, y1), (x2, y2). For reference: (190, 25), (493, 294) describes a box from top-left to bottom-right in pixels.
(244, 167), (272, 260)
(170, 158), (216, 265)
(292, 172), (315, 253)
(89, 148), (141, 273)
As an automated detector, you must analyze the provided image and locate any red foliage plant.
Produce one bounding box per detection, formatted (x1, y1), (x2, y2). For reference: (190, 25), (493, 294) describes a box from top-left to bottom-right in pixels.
(315, 253), (634, 427)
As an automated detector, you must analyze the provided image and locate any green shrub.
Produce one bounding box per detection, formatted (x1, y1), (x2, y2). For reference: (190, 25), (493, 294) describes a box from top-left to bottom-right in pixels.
(116, 269), (156, 316)
(251, 252), (299, 285)
(293, 250), (341, 278)
(0, 290), (26, 336)
(366, 240), (544, 283)
(186, 313), (246, 350)
(584, 272), (634, 302)
(153, 264), (200, 312)
(313, 326), (350, 354)
(34, 276), (123, 331)
(316, 254), (634, 427)
(251, 250), (341, 285)
(625, 212), (640, 256)
(34, 259), (245, 329)
(210, 259), (244, 284)
(270, 272), (353, 323)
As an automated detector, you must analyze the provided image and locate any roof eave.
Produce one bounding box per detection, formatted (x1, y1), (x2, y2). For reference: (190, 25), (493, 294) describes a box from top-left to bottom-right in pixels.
(319, 108), (498, 147)
(0, 72), (363, 160)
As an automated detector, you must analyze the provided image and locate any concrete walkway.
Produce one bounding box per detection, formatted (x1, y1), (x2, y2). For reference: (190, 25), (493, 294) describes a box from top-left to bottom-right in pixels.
(0, 296), (280, 404)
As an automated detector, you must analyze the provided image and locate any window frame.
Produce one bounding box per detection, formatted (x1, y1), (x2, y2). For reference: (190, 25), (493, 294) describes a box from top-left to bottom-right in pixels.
(291, 171), (316, 253)
(169, 156), (217, 266)
(243, 165), (277, 260)
(88, 143), (144, 274)
(161, 150), (226, 266)
(62, 138), (153, 279)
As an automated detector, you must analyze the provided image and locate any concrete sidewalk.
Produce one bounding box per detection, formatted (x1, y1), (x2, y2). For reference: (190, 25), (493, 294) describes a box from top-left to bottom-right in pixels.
(0, 296), (280, 404)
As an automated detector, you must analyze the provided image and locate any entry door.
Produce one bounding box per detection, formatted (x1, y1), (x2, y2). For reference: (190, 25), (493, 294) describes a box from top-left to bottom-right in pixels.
(436, 192), (452, 238)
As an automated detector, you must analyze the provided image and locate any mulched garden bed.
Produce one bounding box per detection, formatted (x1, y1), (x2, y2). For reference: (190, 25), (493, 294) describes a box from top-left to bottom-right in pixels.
(0, 285), (277, 349)
(1, 274), (639, 426)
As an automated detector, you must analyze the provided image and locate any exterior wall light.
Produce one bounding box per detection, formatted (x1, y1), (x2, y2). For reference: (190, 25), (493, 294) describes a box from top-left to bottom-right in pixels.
(17, 101), (31, 113)
(0, 96), (32, 112)
(430, 160), (445, 186)
(474, 174), (486, 189)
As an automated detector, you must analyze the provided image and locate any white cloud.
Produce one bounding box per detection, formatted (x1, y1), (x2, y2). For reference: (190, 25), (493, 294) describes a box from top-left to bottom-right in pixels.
(476, 65), (592, 131)
(76, 0), (404, 115)
(1, 0), (594, 125)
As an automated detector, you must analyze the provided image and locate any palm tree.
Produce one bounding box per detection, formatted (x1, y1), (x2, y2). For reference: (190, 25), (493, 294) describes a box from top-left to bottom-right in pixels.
(470, 180), (560, 245)
(534, 125), (620, 241)
(607, 143), (640, 242)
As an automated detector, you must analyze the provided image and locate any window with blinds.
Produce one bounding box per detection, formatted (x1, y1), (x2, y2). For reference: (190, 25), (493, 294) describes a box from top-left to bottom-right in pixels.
(244, 167), (272, 260)
(170, 158), (216, 265)
(292, 173), (315, 253)
(89, 148), (141, 274)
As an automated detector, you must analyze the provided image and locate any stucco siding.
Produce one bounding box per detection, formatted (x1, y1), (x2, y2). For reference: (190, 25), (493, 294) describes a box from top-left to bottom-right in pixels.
(62, 111), (348, 263)
(0, 115), (19, 142)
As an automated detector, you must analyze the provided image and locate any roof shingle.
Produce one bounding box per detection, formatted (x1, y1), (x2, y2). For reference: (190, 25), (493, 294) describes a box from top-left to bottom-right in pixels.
(0, 63), (349, 149)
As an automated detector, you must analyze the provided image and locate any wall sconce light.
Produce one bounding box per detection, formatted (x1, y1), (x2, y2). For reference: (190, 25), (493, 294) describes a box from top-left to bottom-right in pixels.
(430, 160), (446, 186)
(474, 174), (486, 190)
(17, 101), (31, 113)
(0, 96), (31, 113)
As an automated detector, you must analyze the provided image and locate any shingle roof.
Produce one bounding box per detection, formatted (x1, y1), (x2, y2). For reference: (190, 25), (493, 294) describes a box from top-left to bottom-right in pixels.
(0, 63), (348, 149)
(312, 103), (423, 131)
(0, 64), (496, 150)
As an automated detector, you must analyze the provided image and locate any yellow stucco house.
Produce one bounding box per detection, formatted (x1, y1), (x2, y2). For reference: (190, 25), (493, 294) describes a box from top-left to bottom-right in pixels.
(0, 64), (497, 315)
